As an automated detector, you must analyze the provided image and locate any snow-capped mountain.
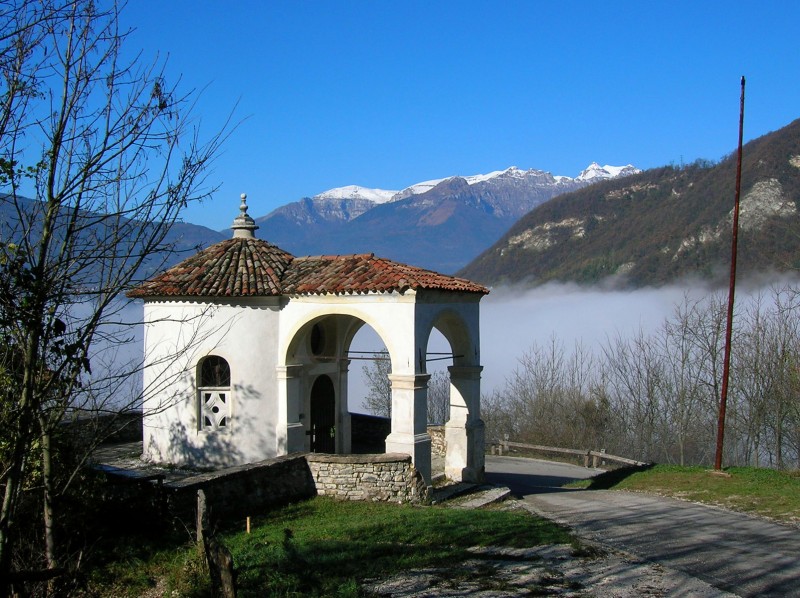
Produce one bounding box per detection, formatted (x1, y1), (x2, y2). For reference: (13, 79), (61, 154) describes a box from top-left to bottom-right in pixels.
(253, 162), (639, 273)
(576, 162), (640, 181)
(314, 184), (396, 204)
(460, 118), (800, 288)
(334, 164), (641, 205)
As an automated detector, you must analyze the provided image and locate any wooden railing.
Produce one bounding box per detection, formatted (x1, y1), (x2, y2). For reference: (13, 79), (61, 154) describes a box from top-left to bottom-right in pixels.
(489, 438), (648, 469)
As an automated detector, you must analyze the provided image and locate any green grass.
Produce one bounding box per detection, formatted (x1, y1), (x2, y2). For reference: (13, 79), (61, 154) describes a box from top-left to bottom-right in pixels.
(85, 466), (800, 596)
(569, 464), (800, 524)
(83, 497), (573, 597)
(224, 498), (571, 597)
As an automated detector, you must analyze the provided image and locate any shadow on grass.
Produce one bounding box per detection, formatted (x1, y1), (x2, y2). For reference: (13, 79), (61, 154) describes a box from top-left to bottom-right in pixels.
(226, 499), (574, 597)
(584, 463), (655, 490)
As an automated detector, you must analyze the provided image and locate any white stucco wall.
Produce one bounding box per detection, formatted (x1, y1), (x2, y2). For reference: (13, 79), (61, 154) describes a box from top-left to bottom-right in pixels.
(141, 297), (283, 467)
(138, 288), (485, 480)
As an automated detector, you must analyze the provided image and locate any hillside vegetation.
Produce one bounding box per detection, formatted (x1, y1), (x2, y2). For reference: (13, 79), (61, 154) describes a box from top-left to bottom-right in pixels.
(460, 118), (800, 287)
(483, 286), (800, 470)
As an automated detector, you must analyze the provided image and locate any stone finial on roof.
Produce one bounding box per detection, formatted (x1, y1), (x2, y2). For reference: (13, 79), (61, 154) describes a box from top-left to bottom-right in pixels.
(231, 193), (259, 239)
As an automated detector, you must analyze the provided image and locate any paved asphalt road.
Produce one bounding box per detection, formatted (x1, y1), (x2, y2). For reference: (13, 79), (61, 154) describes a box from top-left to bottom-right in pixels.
(485, 455), (800, 598)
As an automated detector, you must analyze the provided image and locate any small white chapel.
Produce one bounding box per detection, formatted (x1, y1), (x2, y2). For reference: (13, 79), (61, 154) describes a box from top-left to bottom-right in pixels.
(128, 195), (489, 483)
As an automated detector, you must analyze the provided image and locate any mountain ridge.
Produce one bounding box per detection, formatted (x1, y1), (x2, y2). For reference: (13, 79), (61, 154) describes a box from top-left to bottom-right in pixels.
(252, 163), (639, 273)
(458, 118), (800, 288)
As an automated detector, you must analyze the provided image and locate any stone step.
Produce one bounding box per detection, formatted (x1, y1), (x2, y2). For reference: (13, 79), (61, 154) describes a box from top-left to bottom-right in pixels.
(431, 482), (478, 504)
(453, 486), (512, 509)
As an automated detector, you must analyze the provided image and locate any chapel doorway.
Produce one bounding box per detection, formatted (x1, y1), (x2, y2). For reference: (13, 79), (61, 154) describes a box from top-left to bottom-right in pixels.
(310, 374), (336, 453)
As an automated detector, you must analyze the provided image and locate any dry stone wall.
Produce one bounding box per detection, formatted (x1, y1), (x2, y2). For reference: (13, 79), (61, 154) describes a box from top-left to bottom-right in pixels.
(306, 453), (430, 503)
(163, 454), (316, 519)
(138, 452), (430, 526)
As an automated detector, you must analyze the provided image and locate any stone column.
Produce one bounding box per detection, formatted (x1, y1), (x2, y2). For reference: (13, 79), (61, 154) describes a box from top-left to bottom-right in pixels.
(384, 373), (432, 483)
(338, 359), (352, 454)
(445, 365), (484, 482)
(276, 364), (305, 454)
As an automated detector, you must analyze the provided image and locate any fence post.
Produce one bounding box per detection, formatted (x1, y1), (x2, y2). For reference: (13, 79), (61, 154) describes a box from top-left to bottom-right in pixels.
(197, 489), (208, 544)
(198, 489), (237, 597)
(502, 434), (509, 455)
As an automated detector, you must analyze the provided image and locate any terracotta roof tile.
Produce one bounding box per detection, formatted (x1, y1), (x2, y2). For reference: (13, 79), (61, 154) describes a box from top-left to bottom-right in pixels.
(127, 239), (489, 299)
(281, 254), (488, 295)
(127, 238), (294, 298)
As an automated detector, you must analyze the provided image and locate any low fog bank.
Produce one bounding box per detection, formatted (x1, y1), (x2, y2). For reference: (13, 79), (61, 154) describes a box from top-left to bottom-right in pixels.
(104, 276), (800, 415)
(479, 276), (800, 396)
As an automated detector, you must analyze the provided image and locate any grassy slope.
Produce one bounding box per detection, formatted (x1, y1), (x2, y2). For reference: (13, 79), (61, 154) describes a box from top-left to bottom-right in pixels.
(84, 466), (800, 596)
(84, 497), (573, 597)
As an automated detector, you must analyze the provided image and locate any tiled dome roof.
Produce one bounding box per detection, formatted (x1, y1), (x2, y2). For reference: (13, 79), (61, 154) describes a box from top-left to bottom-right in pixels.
(127, 196), (488, 299)
(127, 241), (488, 299)
(127, 238), (294, 298)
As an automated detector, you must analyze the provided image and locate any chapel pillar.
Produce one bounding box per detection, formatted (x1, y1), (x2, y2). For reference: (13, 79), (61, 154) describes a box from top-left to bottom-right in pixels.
(445, 365), (484, 482)
(276, 364), (305, 454)
(385, 373), (432, 483)
(338, 359), (352, 454)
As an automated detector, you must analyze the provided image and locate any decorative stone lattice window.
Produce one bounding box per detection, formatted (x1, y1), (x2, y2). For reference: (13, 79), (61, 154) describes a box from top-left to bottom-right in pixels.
(198, 355), (231, 431)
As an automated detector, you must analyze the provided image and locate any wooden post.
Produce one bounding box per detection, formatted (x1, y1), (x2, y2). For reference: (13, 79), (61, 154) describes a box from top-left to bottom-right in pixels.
(715, 76), (747, 471)
(206, 536), (237, 598)
(584, 451), (591, 468)
(197, 489), (208, 544)
(197, 489), (237, 597)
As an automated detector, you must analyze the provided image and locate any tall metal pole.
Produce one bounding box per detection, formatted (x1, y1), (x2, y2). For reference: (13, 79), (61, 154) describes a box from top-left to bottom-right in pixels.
(714, 76), (746, 471)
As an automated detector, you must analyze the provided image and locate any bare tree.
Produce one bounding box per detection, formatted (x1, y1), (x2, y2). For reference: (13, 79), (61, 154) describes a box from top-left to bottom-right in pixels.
(734, 286), (800, 468)
(361, 349), (391, 417)
(0, 0), (226, 586)
(482, 286), (800, 469)
(360, 352), (451, 425)
(487, 337), (601, 450)
(426, 369), (450, 425)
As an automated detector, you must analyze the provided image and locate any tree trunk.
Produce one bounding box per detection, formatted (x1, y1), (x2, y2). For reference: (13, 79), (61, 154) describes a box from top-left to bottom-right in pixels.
(0, 332), (41, 586)
(40, 422), (57, 572)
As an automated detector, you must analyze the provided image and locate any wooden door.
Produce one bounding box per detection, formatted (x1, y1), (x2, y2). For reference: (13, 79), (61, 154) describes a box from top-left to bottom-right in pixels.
(310, 375), (336, 453)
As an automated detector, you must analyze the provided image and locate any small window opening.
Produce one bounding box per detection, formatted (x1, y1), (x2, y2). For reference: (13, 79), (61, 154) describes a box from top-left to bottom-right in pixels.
(201, 355), (231, 387)
(198, 355), (231, 432)
(310, 323), (325, 356)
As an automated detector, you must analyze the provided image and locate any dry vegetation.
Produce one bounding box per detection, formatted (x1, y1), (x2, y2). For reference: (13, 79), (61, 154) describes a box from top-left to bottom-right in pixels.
(484, 285), (800, 469)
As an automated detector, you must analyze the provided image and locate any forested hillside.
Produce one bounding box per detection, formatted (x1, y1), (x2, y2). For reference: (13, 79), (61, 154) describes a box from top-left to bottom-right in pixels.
(460, 118), (800, 288)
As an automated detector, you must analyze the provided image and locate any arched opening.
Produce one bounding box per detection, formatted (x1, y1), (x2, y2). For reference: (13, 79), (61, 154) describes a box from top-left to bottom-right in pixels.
(280, 301), (483, 484)
(347, 325), (392, 453)
(310, 375), (336, 453)
(425, 327), (451, 426)
(282, 313), (396, 456)
(426, 309), (485, 483)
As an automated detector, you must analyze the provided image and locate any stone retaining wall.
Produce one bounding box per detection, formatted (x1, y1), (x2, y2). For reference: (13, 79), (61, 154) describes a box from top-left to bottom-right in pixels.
(163, 453), (316, 519)
(104, 451), (432, 527)
(306, 453), (430, 503)
(65, 411), (144, 444)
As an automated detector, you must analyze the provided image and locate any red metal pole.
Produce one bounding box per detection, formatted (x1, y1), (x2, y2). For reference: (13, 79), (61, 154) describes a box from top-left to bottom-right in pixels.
(714, 76), (746, 471)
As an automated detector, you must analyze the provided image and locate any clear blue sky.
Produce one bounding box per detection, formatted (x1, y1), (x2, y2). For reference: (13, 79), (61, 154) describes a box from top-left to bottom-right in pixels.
(119, 1), (800, 231)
